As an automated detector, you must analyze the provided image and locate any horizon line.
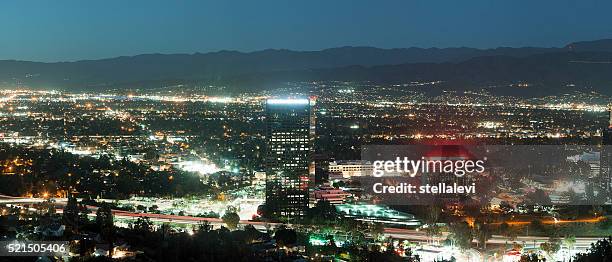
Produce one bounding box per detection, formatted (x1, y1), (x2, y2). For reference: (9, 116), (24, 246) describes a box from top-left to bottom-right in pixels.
(3, 38), (609, 64)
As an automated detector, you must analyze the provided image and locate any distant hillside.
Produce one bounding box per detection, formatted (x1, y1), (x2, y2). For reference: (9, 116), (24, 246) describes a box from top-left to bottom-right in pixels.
(233, 51), (612, 96)
(565, 39), (612, 52)
(0, 39), (612, 96)
(0, 46), (559, 90)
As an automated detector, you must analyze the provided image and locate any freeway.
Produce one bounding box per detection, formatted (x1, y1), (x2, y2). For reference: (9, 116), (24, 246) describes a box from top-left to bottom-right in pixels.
(2, 195), (607, 251)
(0, 194), (278, 230)
(0, 194), (47, 202)
(384, 228), (602, 251)
(111, 209), (278, 229)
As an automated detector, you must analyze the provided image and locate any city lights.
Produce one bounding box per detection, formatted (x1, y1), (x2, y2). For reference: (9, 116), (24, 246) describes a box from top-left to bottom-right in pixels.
(1, 3), (611, 260)
(266, 98), (309, 105)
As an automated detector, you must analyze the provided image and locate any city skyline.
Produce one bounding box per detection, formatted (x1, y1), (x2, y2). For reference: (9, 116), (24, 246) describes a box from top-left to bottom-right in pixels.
(1, 2), (611, 261)
(0, 86), (610, 261)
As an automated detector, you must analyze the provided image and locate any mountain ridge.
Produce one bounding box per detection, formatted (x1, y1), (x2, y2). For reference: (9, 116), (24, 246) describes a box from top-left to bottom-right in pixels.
(1, 39), (611, 96)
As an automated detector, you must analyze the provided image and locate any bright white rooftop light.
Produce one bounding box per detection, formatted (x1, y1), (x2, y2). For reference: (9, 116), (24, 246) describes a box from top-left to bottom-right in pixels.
(266, 98), (309, 105)
(176, 160), (221, 175)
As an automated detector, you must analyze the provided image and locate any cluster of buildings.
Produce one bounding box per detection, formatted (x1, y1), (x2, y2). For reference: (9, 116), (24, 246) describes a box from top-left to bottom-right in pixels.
(1, 88), (611, 221)
(262, 96), (612, 223)
(262, 98), (420, 225)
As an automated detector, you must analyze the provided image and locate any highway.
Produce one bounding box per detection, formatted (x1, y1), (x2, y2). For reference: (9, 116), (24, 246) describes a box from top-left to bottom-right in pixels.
(1, 194), (606, 252)
(384, 227), (601, 250)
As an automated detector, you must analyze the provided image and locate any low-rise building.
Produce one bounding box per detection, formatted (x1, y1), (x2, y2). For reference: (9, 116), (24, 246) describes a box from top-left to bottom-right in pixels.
(328, 160), (373, 178)
(311, 186), (351, 205)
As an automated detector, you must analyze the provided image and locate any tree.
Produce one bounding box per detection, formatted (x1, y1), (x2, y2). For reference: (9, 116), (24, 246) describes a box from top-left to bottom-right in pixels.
(426, 205), (442, 225)
(499, 201), (514, 213)
(540, 237), (561, 257)
(132, 217), (153, 234)
(448, 221), (473, 250)
(222, 207), (240, 230)
(274, 228), (297, 247)
(425, 224), (442, 245)
(526, 189), (552, 205)
(366, 249), (405, 262)
(563, 235), (576, 256)
(370, 223), (385, 241)
(573, 237), (611, 262)
(520, 253), (546, 262)
(63, 194), (80, 232)
(159, 222), (171, 241)
(242, 225), (262, 244)
(423, 205), (443, 245)
(307, 200), (337, 225)
(332, 180), (346, 188)
(196, 221), (212, 232)
(78, 201), (91, 226)
(95, 204), (114, 258)
(40, 199), (56, 215)
(500, 222), (518, 248)
(96, 204), (113, 228)
(143, 148), (159, 161)
(474, 220), (492, 249)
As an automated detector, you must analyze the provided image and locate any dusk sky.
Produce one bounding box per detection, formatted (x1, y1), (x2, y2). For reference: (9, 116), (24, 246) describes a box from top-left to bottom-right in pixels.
(2, 0), (612, 62)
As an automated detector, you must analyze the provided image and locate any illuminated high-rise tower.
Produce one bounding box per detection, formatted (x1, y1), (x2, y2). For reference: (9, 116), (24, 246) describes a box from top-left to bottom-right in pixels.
(265, 98), (315, 219)
(600, 105), (612, 202)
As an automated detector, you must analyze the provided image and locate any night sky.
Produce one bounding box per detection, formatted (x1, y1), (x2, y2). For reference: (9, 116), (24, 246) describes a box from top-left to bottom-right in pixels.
(1, 0), (611, 62)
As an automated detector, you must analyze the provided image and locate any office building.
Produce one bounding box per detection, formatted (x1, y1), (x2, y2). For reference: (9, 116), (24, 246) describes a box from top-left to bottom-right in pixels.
(265, 98), (315, 219)
(600, 106), (612, 202)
